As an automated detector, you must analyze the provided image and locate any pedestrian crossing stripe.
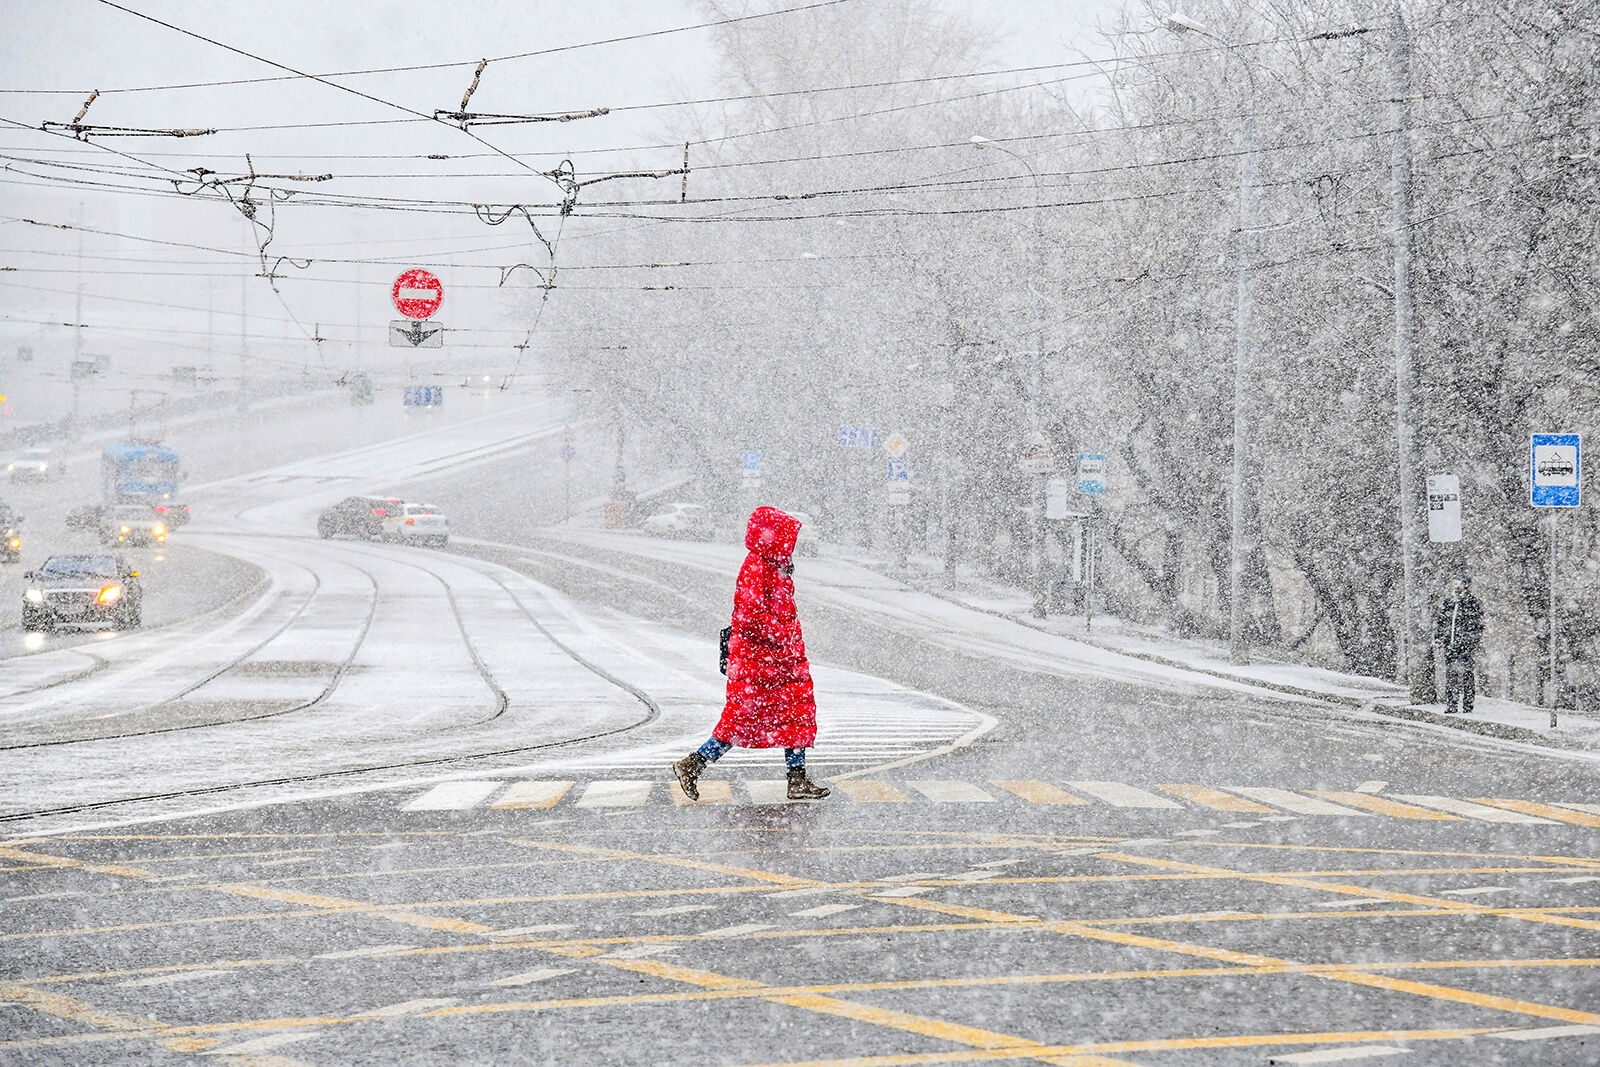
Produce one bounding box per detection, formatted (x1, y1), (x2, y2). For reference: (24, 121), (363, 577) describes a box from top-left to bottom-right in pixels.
(397, 779), (1600, 825)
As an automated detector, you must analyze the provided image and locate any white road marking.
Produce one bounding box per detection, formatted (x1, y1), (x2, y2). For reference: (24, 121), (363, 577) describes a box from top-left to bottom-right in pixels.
(315, 944), (416, 959)
(699, 922), (778, 937)
(117, 969), (230, 987)
(576, 781), (653, 808)
(402, 781), (503, 811)
(632, 904), (717, 917)
(872, 887), (934, 898)
(1066, 781), (1183, 809)
(1311, 900), (1388, 909)
(1354, 780), (1388, 793)
(880, 872), (944, 883)
(1439, 886), (1514, 897)
(487, 967), (575, 987)
(790, 903), (863, 918)
(487, 924), (574, 938)
(766, 886), (836, 899)
(1225, 788), (1374, 817)
(1548, 876), (1600, 885)
(1221, 821), (1260, 828)
(357, 998), (458, 1019)
(1174, 829), (1221, 837)
(908, 780), (995, 803)
(1556, 802), (1600, 816)
(744, 780), (795, 804)
(603, 944), (678, 959)
(1269, 1047), (1406, 1063)
(1488, 1024), (1600, 1041)
(201, 1031), (320, 1056)
(1389, 795), (1554, 823)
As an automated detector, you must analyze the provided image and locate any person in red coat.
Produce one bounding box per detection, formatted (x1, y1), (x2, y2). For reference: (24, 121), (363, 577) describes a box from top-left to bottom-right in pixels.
(674, 506), (829, 801)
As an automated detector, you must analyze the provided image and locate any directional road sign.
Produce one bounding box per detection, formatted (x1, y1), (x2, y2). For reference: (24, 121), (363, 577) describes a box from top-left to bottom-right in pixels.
(389, 319), (444, 348)
(884, 432), (910, 458)
(837, 426), (879, 449)
(886, 457), (910, 505)
(1426, 473), (1461, 542)
(1531, 433), (1580, 508)
(1076, 453), (1106, 495)
(560, 444), (576, 462)
(392, 269), (444, 319)
(403, 385), (443, 407)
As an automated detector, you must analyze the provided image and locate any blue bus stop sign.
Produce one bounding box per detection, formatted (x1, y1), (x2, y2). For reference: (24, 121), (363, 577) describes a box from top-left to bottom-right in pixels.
(1531, 434), (1580, 507)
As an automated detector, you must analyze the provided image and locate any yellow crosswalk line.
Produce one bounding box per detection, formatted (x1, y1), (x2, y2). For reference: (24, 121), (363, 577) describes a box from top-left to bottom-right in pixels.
(1471, 798), (1600, 827)
(1308, 791), (1463, 821)
(834, 780), (911, 803)
(671, 780), (732, 806)
(991, 780), (1092, 805)
(492, 782), (572, 809)
(1158, 785), (1277, 812)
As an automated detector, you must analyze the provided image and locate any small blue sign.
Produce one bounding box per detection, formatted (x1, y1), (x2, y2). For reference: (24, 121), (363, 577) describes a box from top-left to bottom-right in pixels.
(742, 450), (762, 471)
(560, 444), (576, 462)
(837, 426), (879, 449)
(887, 458), (910, 483)
(1531, 433), (1580, 508)
(403, 385), (443, 407)
(1077, 453), (1106, 495)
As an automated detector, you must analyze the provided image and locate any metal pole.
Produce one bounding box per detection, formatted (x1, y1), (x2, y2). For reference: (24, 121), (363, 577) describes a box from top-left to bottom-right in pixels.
(1549, 512), (1558, 727)
(1388, 1), (1422, 696)
(1229, 104), (1259, 665)
(1085, 518), (1095, 633)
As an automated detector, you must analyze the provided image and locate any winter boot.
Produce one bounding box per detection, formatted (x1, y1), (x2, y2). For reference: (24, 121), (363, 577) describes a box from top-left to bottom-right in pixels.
(673, 752), (708, 802)
(787, 767), (830, 801)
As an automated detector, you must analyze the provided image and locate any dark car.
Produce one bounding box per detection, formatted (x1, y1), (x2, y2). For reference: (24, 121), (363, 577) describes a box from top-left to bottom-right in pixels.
(23, 553), (143, 631)
(100, 504), (167, 547)
(317, 496), (402, 540)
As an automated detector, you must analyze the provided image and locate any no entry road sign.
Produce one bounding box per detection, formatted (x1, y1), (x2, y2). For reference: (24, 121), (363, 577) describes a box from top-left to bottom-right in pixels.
(392, 269), (444, 319)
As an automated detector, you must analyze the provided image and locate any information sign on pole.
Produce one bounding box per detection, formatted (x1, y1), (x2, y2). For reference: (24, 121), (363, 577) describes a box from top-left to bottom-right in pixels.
(1076, 453), (1106, 495)
(1046, 476), (1072, 520)
(836, 426), (879, 449)
(1530, 433), (1580, 508)
(886, 457), (910, 505)
(402, 385), (443, 407)
(1426, 473), (1461, 543)
(742, 449), (762, 489)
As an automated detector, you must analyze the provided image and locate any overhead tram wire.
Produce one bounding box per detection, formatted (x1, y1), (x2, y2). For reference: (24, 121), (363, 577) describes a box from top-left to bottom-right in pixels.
(7, 0), (864, 97)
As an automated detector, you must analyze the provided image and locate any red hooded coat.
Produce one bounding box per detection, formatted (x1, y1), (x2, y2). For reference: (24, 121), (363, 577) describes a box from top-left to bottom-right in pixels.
(712, 506), (817, 749)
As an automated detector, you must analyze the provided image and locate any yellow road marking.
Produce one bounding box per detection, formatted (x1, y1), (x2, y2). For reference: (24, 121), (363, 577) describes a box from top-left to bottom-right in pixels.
(834, 780), (912, 803)
(1156, 784), (1276, 812)
(1472, 798), (1600, 828)
(1307, 792), (1465, 820)
(672, 780), (733, 806)
(0, 845), (155, 879)
(492, 781), (572, 809)
(0, 983), (221, 1055)
(726, 1027), (1505, 1066)
(990, 781), (1090, 805)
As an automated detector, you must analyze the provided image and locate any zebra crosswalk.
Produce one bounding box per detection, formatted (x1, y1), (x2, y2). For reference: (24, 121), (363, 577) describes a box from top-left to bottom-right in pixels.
(396, 777), (1600, 827)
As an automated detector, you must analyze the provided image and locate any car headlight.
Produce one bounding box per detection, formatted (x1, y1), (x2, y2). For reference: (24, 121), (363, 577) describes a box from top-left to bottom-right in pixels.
(7, 538), (18, 549)
(153, 524), (165, 535)
(97, 585), (122, 604)
(120, 526), (130, 533)
(24, 588), (42, 603)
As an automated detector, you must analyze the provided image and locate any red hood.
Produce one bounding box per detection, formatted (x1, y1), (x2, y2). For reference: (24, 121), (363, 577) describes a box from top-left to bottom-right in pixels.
(745, 506), (801, 560)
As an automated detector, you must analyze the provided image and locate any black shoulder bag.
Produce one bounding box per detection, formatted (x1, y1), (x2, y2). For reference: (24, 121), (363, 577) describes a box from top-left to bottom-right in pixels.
(719, 626), (732, 675)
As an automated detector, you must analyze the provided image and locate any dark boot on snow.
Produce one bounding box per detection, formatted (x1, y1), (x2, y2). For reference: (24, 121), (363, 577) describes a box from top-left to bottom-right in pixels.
(673, 752), (707, 801)
(787, 768), (830, 800)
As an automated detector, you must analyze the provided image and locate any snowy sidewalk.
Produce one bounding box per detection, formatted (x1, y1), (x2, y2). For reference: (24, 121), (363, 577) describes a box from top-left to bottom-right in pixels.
(911, 571), (1600, 752)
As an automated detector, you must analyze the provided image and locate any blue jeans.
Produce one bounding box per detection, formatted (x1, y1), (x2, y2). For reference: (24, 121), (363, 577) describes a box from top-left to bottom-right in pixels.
(697, 738), (806, 769)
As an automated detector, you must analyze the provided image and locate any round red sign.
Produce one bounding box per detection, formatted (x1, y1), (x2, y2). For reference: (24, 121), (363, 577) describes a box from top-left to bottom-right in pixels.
(392, 269), (444, 319)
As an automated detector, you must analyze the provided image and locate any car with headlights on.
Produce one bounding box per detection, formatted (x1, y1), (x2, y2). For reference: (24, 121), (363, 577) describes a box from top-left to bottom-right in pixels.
(7, 445), (60, 483)
(101, 504), (167, 547)
(382, 502), (449, 547)
(23, 553), (142, 631)
(0, 502), (22, 564)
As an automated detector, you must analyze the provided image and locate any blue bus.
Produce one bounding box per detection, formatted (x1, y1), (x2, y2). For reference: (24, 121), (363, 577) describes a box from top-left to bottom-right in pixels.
(101, 442), (183, 504)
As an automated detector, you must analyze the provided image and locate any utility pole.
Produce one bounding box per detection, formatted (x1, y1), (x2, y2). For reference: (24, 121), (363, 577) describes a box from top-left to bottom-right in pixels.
(70, 202), (84, 440)
(238, 271), (249, 411)
(1229, 104), (1260, 665)
(1387, 0), (1424, 698)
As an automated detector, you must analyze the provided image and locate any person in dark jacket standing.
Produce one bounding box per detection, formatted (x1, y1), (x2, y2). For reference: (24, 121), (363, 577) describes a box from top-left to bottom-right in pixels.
(1433, 575), (1485, 714)
(674, 506), (830, 801)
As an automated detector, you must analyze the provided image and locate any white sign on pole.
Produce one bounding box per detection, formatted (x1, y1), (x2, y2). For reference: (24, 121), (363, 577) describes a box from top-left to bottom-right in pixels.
(1426, 474), (1461, 543)
(1046, 476), (1072, 519)
(886, 457), (910, 505)
(389, 320), (444, 348)
(1021, 429), (1056, 475)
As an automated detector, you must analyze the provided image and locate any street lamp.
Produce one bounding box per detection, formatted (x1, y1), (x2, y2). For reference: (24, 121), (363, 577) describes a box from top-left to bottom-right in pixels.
(971, 133), (1050, 617)
(1164, 11), (1258, 665)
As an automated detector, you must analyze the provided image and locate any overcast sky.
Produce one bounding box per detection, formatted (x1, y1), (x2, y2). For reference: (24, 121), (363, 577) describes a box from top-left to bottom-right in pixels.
(0, 1), (1131, 385)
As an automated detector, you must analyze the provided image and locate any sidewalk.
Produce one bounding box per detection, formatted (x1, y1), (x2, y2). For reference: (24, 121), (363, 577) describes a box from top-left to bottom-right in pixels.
(904, 565), (1600, 752)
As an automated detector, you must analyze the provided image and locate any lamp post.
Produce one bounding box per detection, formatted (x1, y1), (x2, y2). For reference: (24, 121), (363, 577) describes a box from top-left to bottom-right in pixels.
(971, 134), (1050, 616)
(1164, 12), (1259, 665)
